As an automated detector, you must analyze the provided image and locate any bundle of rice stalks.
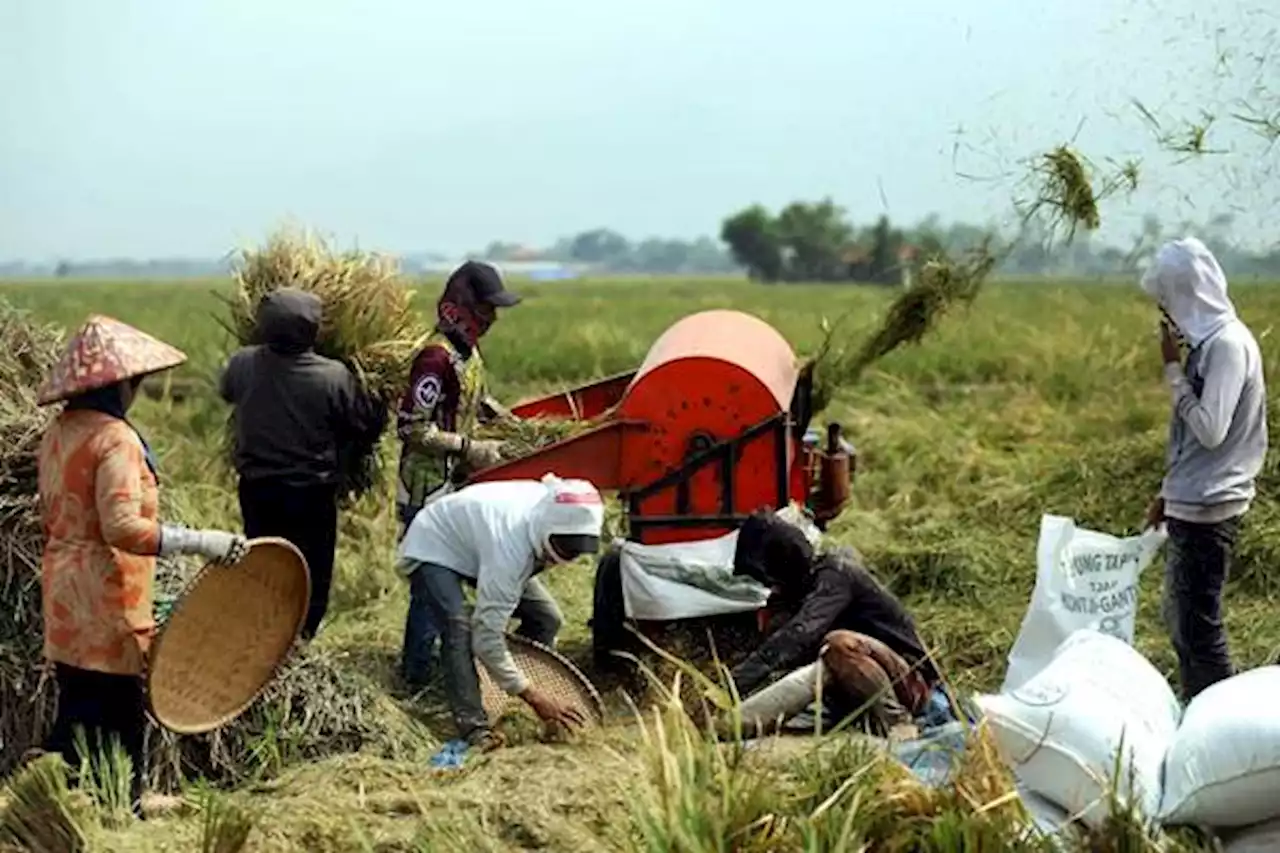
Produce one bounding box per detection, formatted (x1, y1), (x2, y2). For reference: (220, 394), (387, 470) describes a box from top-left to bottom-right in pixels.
(219, 226), (432, 499)
(1016, 145), (1140, 246)
(472, 414), (598, 459)
(147, 645), (430, 791)
(0, 753), (91, 853)
(808, 241), (998, 414)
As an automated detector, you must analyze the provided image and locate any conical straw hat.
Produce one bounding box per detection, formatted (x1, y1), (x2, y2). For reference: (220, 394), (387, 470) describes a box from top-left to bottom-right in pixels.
(37, 314), (187, 406)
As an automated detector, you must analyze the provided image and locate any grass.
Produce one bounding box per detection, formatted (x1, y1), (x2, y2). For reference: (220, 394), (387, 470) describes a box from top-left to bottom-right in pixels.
(3, 273), (1279, 849)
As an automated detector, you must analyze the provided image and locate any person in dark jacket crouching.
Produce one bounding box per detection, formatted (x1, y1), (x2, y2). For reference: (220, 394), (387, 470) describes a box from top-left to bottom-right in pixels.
(726, 510), (942, 738)
(219, 288), (387, 640)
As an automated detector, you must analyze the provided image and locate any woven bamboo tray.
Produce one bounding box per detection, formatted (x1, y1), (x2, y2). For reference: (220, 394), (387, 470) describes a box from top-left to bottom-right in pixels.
(476, 634), (606, 727)
(146, 537), (310, 734)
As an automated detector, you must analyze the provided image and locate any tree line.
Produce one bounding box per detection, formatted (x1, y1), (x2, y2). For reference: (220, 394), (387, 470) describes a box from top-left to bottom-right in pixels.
(10, 203), (1279, 281)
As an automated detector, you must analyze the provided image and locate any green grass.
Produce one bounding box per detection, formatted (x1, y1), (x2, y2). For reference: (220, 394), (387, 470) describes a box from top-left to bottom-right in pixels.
(3, 274), (1276, 850)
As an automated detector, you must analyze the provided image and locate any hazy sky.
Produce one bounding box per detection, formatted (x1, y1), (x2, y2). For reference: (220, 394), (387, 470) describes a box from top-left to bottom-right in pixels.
(1, 0), (1275, 261)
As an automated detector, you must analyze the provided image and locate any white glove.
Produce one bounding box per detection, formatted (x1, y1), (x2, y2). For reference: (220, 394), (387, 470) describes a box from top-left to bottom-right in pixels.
(159, 525), (250, 566)
(464, 438), (506, 468)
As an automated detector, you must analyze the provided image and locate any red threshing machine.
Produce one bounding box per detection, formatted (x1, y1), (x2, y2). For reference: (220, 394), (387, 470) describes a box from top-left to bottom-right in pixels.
(467, 309), (854, 541)
(465, 309), (855, 667)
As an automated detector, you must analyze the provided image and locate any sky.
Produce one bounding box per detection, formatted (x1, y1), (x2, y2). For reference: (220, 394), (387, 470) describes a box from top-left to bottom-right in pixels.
(1, 0), (1276, 261)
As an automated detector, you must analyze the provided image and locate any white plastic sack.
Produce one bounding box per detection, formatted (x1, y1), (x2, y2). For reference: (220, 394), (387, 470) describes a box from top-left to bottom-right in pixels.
(618, 505), (819, 621)
(620, 530), (768, 620)
(1018, 786), (1079, 850)
(1220, 817), (1280, 853)
(975, 629), (1182, 829)
(1001, 514), (1165, 693)
(1159, 666), (1280, 828)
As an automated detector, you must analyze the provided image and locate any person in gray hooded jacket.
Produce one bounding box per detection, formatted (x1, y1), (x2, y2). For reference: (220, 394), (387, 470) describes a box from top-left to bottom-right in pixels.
(220, 288), (387, 639)
(1140, 236), (1268, 701)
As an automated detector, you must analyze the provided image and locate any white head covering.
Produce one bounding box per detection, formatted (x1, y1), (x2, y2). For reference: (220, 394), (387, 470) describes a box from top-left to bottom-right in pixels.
(1139, 237), (1237, 348)
(526, 473), (605, 559)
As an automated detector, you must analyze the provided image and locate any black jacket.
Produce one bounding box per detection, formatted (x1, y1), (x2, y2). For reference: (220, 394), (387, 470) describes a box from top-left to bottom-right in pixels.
(730, 546), (939, 697)
(220, 289), (385, 487)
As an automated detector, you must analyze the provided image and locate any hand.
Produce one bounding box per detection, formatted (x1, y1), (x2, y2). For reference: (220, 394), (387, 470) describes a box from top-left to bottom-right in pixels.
(520, 686), (587, 729)
(159, 525), (249, 565)
(1160, 320), (1181, 365)
(465, 438), (506, 469)
(196, 531), (250, 566)
(1145, 497), (1165, 531)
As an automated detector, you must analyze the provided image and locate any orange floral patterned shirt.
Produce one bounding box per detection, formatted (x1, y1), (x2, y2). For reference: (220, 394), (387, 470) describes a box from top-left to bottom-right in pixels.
(37, 409), (162, 676)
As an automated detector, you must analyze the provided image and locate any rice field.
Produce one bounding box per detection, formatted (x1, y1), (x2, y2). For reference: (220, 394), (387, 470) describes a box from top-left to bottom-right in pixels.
(3, 273), (1279, 851)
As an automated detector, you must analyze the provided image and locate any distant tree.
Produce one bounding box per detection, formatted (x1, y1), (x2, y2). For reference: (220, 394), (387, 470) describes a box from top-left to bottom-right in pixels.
(774, 198), (852, 281)
(54, 260), (71, 278)
(569, 229), (631, 265)
(866, 215), (904, 284)
(720, 205), (784, 281)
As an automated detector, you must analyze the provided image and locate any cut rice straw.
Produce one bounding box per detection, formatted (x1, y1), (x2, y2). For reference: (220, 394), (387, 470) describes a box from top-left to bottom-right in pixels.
(808, 240), (998, 414)
(1016, 144), (1139, 246)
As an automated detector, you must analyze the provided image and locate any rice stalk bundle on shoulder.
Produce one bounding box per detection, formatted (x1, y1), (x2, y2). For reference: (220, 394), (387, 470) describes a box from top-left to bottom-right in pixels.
(218, 226), (433, 500)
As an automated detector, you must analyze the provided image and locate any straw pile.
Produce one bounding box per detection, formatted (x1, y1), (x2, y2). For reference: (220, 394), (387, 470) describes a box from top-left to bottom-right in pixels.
(0, 753), (92, 853)
(0, 302), (65, 777)
(146, 644), (428, 791)
(808, 241), (998, 414)
(219, 226), (431, 499)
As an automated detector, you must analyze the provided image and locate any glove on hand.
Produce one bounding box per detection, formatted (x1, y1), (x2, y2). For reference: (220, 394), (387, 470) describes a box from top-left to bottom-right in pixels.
(464, 438), (506, 469)
(159, 525), (250, 566)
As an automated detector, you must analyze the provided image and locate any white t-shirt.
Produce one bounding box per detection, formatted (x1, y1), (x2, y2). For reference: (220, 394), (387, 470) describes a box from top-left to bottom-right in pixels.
(397, 476), (603, 694)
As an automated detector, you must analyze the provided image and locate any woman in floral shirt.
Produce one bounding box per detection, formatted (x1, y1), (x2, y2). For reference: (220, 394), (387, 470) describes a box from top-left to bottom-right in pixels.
(35, 315), (248, 817)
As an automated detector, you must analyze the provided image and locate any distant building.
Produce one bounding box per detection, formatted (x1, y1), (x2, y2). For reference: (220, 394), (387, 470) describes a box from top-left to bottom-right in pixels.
(413, 258), (583, 281)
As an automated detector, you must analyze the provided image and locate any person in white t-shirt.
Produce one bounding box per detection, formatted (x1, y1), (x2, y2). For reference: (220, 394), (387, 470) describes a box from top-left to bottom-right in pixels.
(397, 473), (604, 749)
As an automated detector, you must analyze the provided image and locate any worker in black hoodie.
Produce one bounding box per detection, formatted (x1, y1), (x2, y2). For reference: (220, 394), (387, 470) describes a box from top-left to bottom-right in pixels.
(219, 288), (387, 640)
(729, 511), (941, 736)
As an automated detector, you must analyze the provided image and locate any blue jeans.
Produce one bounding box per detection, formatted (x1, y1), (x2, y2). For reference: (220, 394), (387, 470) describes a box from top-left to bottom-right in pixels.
(1162, 515), (1240, 701)
(401, 560), (563, 741)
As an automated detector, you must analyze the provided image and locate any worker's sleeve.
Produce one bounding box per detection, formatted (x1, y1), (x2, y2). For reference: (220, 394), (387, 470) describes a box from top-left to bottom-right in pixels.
(398, 349), (458, 449)
(1165, 337), (1248, 450)
(469, 539), (531, 695)
(94, 431), (162, 556)
(730, 570), (854, 698)
(335, 367), (388, 447)
(217, 353), (240, 403)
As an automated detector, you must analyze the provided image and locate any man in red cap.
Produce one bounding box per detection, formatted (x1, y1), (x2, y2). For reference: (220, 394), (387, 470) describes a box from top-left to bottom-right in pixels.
(396, 260), (521, 688)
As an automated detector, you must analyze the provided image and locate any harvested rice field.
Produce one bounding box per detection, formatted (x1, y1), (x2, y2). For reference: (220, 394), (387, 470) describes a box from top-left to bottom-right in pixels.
(3, 274), (1280, 851)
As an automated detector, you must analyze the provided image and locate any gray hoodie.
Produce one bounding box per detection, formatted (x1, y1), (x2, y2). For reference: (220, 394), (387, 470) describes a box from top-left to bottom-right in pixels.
(1140, 238), (1268, 522)
(220, 289), (385, 487)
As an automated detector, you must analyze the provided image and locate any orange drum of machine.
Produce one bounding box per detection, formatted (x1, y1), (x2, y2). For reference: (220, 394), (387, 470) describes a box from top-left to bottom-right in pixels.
(467, 309), (855, 542)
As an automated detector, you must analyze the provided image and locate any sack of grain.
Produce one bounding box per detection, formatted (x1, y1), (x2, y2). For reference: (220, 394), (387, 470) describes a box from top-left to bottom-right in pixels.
(1160, 666), (1280, 829)
(1220, 817), (1280, 853)
(1001, 514), (1165, 694)
(975, 629), (1181, 829)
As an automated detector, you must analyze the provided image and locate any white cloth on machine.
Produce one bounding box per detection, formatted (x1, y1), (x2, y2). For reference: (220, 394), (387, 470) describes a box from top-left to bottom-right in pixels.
(618, 505), (820, 621)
